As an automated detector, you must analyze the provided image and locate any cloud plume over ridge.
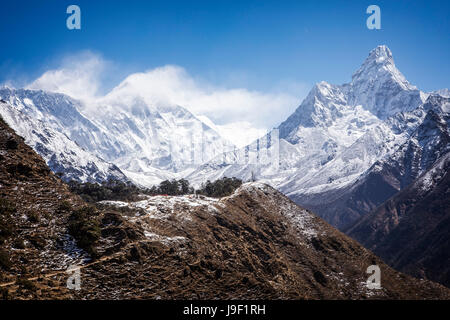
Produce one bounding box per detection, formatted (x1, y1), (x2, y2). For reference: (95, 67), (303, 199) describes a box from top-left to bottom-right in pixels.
(24, 51), (305, 147)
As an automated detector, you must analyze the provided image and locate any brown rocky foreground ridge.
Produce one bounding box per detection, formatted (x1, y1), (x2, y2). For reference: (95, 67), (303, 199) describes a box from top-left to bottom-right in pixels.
(0, 115), (449, 299)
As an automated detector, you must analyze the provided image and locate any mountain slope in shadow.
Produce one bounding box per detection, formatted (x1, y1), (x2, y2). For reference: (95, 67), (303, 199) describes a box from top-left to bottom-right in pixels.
(347, 152), (450, 288)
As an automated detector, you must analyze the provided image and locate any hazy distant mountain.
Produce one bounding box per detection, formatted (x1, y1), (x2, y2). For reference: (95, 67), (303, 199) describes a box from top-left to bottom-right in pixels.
(432, 88), (450, 98)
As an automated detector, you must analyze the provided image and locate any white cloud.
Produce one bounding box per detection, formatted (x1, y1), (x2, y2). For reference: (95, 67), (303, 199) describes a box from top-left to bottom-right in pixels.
(27, 51), (106, 101)
(214, 122), (268, 148)
(196, 116), (267, 148)
(101, 65), (303, 140)
(26, 53), (307, 147)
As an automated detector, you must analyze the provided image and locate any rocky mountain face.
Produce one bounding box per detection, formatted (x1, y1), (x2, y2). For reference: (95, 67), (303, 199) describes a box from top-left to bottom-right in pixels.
(294, 95), (450, 228)
(1, 118), (449, 299)
(0, 113), (83, 296)
(0, 115), (143, 299)
(346, 152), (450, 288)
(0, 86), (232, 187)
(0, 99), (127, 183)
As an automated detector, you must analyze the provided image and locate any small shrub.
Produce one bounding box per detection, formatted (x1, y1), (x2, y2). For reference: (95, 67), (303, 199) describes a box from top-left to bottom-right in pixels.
(12, 238), (25, 249)
(58, 200), (72, 213)
(0, 198), (16, 216)
(28, 235), (46, 249)
(5, 138), (18, 150)
(16, 277), (36, 291)
(55, 172), (64, 179)
(0, 287), (9, 300)
(0, 219), (13, 244)
(27, 211), (40, 223)
(7, 164), (32, 177)
(68, 206), (101, 257)
(0, 248), (11, 270)
(0, 199), (15, 243)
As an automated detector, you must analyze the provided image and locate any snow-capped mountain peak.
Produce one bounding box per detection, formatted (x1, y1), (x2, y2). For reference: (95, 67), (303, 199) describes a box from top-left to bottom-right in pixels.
(349, 45), (423, 119)
(278, 80), (347, 137)
(279, 45), (424, 143)
(352, 45), (410, 89)
(356, 45), (394, 69)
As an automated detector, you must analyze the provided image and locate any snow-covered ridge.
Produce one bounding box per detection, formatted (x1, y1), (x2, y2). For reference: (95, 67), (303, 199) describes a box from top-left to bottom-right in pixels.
(100, 182), (319, 241)
(414, 152), (449, 193)
(0, 100), (127, 183)
(0, 86), (234, 187)
(100, 194), (220, 220)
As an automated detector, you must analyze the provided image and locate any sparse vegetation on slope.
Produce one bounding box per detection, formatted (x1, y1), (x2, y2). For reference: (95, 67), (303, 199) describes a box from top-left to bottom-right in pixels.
(67, 206), (101, 257)
(68, 177), (243, 200)
(197, 177), (243, 198)
(68, 180), (143, 202)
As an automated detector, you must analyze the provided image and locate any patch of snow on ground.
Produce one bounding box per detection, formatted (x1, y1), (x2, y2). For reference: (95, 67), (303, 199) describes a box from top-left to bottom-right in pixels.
(143, 231), (186, 245)
(99, 200), (129, 207)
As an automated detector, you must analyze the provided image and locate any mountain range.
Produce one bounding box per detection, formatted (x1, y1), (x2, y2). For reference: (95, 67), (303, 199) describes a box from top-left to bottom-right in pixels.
(0, 85), (233, 187)
(0, 45), (449, 289)
(188, 45), (449, 229)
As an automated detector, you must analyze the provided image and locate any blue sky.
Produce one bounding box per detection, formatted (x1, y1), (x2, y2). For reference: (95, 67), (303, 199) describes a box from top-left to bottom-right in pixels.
(0, 0), (449, 145)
